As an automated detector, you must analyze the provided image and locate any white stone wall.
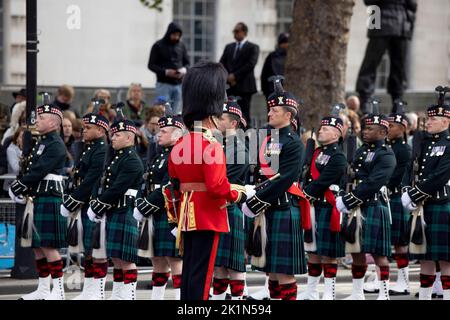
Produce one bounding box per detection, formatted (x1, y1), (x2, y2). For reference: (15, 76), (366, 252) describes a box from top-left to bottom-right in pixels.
(1, 0), (449, 91)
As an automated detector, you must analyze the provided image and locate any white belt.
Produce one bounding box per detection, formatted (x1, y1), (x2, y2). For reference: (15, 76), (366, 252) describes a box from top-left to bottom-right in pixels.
(150, 184), (161, 189)
(125, 189), (138, 197)
(44, 174), (64, 182)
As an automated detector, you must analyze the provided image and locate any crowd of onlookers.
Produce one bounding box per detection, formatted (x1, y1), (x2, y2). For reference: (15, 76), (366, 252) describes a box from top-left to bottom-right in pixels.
(0, 83), (172, 197)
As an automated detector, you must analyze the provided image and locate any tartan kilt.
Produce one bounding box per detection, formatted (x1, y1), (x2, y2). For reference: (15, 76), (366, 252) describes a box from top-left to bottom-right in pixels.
(390, 195), (410, 246)
(359, 202), (391, 256)
(215, 204), (246, 272)
(423, 201), (450, 261)
(106, 206), (139, 263)
(80, 204), (95, 256)
(263, 204), (307, 275)
(153, 210), (178, 258)
(309, 203), (345, 258)
(32, 196), (67, 248)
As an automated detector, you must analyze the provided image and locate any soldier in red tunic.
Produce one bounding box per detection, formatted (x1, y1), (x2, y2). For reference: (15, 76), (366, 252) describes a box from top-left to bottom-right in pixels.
(163, 61), (247, 300)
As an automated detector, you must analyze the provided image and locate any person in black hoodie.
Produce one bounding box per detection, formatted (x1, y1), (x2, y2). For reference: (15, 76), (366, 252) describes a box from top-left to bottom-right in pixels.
(148, 22), (190, 116)
(261, 33), (289, 100)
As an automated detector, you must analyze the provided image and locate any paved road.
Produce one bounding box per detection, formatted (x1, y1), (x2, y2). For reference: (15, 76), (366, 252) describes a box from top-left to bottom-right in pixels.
(0, 264), (437, 300)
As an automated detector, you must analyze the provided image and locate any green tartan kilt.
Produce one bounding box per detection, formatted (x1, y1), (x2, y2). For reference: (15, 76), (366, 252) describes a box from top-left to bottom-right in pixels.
(153, 210), (178, 258)
(390, 195), (410, 247)
(32, 196), (67, 248)
(263, 204), (307, 275)
(308, 203), (345, 258)
(359, 202), (391, 256)
(106, 207), (139, 263)
(423, 201), (450, 261)
(215, 204), (246, 272)
(80, 205), (95, 256)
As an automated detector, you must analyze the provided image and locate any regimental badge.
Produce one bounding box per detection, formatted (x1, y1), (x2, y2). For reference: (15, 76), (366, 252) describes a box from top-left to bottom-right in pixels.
(118, 122), (125, 130)
(36, 144), (45, 156)
(365, 151), (375, 162)
(267, 143), (282, 156)
(431, 146), (446, 157)
(90, 115), (97, 123)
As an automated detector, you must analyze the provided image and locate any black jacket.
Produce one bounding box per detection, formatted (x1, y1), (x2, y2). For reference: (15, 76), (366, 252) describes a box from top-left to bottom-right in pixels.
(364, 0), (417, 39)
(220, 40), (259, 94)
(148, 22), (190, 85)
(260, 47), (287, 98)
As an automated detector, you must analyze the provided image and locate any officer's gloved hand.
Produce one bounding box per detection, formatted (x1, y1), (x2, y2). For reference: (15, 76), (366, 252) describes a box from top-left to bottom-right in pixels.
(245, 185), (256, 199)
(8, 187), (27, 205)
(242, 202), (258, 218)
(60, 205), (71, 218)
(87, 207), (101, 223)
(336, 196), (350, 214)
(133, 207), (144, 222)
(401, 192), (417, 212)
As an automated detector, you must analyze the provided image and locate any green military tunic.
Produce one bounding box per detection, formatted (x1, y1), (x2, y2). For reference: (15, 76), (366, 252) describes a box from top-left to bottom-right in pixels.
(247, 125), (307, 275)
(342, 140), (396, 256)
(64, 138), (106, 254)
(19, 131), (67, 248)
(92, 146), (144, 263)
(407, 130), (450, 261)
(303, 142), (347, 258)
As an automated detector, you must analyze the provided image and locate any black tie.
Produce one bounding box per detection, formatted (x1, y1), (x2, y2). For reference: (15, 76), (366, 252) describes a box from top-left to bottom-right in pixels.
(233, 42), (241, 60)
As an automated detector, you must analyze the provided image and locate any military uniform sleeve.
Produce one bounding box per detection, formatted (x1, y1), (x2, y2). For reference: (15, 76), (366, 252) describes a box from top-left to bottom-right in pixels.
(256, 139), (303, 204)
(304, 153), (346, 199)
(350, 150), (396, 204)
(71, 148), (105, 203)
(202, 142), (235, 201)
(98, 156), (143, 205)
(21, 141), (66, 187)
(387, 144), (412, 190)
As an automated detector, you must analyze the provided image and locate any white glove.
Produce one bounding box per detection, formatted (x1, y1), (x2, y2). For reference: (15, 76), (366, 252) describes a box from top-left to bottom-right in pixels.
(133, 208), (144, 222)
(401, 192), (417, 212)
(242, 202), (257, 218)
(171, 227), (178, 237)
(60, 205), (71, 218)
(177, 67), (187, 75)
(336, 196), (350, 214)
(8, 188), (26, 204)
(245, 185), (256, 199)
(87, 207), (101, 223)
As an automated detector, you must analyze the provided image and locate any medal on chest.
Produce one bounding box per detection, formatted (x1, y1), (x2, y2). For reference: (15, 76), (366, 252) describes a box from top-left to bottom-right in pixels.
(36, 144), (45, 156)
(316, 152), (331, 165)
(365, 151), (375, 162)
(266, 142), (282, 156)
(430, 146), (446, 157)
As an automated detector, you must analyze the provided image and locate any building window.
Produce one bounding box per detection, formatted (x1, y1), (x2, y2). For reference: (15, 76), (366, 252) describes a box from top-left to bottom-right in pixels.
(375, 53), (390, 90)
(276, 0), (294, 35)
(173, 0), (216, 65)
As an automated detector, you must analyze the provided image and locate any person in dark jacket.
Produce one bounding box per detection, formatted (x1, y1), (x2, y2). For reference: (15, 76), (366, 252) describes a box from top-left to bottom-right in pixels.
(148, 22), (190, 116)
(261, 33), (289, 100)
(220, 22), (260, 126)
(356, 0), (417, 114)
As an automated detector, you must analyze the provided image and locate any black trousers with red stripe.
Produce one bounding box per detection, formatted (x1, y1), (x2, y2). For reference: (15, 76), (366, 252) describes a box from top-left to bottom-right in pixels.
(181, 231), (219, 300)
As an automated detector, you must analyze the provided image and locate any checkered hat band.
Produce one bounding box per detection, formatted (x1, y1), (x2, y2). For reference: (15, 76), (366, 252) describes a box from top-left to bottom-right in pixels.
(82, 117), (109, 130)
(427, 108), (450, 118)
(110, 124), (137, 134)
(226, 106), (243, 118)
(158, 119), (184, 129)
(321, 119), (344, 131)
(365, 118), (389, 128)
(267, 98), (298, 109)
(388, 116), (408, 127)
(37, 106), (63, 119)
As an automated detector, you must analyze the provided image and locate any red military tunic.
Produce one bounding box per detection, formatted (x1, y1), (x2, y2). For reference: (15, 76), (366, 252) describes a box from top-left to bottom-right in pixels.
(166, 128), (241, 233)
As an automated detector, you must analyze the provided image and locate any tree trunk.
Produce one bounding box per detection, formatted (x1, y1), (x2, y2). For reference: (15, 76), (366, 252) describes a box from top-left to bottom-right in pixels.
(285, 0), (355, 130)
